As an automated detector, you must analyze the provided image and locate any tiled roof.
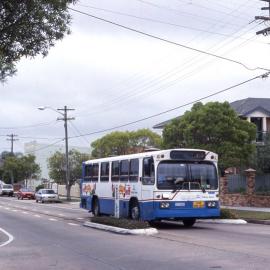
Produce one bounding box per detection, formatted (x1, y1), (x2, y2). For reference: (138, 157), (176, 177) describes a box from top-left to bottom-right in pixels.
(229, 98), (270, 116)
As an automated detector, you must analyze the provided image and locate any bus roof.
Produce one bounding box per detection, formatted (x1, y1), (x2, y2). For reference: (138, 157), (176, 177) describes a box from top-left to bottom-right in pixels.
(84, 148), (218, 164)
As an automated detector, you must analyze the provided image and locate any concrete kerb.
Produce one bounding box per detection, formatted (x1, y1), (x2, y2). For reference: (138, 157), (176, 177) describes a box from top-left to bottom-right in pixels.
(84, 221), (158, 235)
(198, 219), (247, 225)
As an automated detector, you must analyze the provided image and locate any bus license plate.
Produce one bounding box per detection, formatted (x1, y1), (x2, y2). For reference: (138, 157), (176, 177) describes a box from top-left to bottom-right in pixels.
(175, 202), (185, 207)
(193, 201), (204, 208)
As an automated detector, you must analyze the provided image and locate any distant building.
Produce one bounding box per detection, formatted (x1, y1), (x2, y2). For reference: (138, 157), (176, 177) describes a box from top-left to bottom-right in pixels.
(153, 98), (270, 143)
(24, 141), (91, 179)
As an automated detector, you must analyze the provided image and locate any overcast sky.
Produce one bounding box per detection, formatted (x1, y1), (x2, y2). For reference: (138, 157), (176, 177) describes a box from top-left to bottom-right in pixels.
(1, 0), (270, 154)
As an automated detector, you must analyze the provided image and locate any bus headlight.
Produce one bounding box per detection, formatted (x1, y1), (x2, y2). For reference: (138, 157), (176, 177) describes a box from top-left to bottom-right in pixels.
(206, 201), (217, 208)
(160, 202), (170, 209)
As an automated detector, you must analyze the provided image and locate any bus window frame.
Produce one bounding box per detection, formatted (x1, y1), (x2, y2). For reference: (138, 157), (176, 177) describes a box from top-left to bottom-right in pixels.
(129, 158), (139, 182)
(120, 160), (129, 182)
(91, 163), (99, 182)
(100, 162), (109, 182)
(142, 157), (155, 185)
(111, 161), (120, 182)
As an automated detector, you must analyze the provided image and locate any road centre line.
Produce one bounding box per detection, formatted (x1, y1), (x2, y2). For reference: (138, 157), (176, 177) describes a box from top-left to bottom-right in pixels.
(0, 228), (14, 248)
(49, 218), (58, 221)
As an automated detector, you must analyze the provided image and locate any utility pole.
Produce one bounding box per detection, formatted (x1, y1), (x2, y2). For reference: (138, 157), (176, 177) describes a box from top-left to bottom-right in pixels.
(57, 106), (75, 201)
(6, 134), (18, 155)
(255, 0), (270, 36)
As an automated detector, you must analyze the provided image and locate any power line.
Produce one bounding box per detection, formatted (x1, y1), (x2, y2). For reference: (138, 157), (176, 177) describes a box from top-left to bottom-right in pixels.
(68, 7), (270, 72)
(74, 22), (262, 119)
(77, 3), (265, 43)
(0, 120), (58, 130)
(24, 139), (65, 155)
(69, 72), (269, 139)
(6, 134), (18, 154)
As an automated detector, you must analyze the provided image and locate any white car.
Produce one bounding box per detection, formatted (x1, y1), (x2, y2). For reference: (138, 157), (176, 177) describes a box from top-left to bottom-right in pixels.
(0, 184), (14, 196)
(35, 189), (59, 203)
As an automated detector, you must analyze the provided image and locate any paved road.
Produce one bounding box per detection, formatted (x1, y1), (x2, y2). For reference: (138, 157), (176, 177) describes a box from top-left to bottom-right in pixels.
(1, 197), (270, 270)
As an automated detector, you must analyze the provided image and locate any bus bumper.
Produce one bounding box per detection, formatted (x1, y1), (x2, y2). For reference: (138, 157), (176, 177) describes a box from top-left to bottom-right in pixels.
(140, 200), (220, 221)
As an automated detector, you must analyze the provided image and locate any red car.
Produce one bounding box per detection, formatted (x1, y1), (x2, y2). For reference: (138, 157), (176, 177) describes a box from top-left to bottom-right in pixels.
(17, 188), (35, 200)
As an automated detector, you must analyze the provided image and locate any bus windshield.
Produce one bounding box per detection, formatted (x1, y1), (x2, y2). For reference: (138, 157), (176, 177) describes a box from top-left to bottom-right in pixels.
(157, 161), (218, 190)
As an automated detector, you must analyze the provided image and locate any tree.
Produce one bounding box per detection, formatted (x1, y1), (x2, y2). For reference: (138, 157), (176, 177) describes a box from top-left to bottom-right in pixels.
(48, 150), (90, 199)
(0, 154), (40, 184)
(162, 102), (257, 171)
(0, 0), (76, 82)
(91, 129), (162, 158)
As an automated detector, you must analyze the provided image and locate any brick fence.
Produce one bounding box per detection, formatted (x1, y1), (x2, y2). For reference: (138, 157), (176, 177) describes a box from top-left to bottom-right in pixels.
(220, 169), (270, 207)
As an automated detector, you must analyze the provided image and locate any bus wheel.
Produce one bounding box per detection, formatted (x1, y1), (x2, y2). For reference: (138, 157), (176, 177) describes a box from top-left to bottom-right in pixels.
(183, 218), (196, 227)
(92, 198), (100, 216)
(130, 201), (140, 220)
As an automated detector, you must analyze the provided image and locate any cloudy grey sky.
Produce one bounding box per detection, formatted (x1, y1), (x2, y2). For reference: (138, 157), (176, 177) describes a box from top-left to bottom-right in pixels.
(1, 0), (270, 154)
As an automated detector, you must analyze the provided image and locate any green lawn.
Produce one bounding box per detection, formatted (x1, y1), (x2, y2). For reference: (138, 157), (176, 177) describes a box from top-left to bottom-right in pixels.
(230, 209), (270, 220)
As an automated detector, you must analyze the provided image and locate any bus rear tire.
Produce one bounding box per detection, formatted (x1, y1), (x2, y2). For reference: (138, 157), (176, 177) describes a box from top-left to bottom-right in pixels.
(183, 218), (196, 227)
(92, 198), (100, 217)
(130, 201), (140, 220)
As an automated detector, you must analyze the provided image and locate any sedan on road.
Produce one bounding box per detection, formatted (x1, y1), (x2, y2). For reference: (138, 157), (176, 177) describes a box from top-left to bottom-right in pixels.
(17, 188), (35, 200)
(35, 189), (59, 203)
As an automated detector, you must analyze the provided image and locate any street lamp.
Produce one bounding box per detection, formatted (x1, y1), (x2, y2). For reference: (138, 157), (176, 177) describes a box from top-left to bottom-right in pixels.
(38, 106), (75, 201)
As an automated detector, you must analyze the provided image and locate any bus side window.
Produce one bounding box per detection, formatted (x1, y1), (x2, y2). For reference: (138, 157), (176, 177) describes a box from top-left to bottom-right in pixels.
(100, 162), (109, 182)
(84, 164), (92, 181)
(120, 160), (129, 182)
(142, 157), (155, 185)
(92, 163), (99, 182)
(129, 159), (139, 182)
(111, 161), (119, 182)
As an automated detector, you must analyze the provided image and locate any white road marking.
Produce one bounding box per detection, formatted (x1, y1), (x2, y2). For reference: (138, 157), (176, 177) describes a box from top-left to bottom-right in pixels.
(22, 211), (28, 214)
(34, 215), (41, 218)
(12, 209), (18, 212)
(68, 223), (79, 226)
(5, 208), (10, 210)
(76, 218), (84, 220)
(49, 218), (57, 221)
(0, 228), (14, 248)
(58, 213), (65, 216)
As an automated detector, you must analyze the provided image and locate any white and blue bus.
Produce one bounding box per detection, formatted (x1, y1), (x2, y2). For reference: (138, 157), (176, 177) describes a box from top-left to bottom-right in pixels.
(80, 148), (220, 227)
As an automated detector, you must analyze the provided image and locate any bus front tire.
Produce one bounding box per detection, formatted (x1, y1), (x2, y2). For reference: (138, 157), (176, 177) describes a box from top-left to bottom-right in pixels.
(92, 198), (100, 216)
(182, 218), (196, 227)
(130, 201), (140, 220)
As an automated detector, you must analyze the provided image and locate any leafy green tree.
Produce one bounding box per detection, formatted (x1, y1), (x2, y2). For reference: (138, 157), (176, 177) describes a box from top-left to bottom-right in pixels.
(0, 0), (76, 82)
(48, 150), (90, 200)
(163, 102), (256, 170)
(91, 129), (162, 158)
(1, 154), (40, 184)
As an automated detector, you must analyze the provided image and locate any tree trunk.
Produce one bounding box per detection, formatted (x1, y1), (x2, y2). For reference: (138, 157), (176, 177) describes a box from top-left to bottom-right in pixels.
(66, 184), (71, 201)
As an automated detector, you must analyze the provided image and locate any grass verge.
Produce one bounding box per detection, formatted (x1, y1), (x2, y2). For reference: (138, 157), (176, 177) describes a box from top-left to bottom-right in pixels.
(90, 216), (150, 229)
(228, 209), (270, 220)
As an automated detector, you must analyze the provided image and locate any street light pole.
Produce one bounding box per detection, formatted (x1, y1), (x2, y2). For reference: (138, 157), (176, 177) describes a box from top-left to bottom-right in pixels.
(57, 106), (75, 201)
(38, 105), (75, 201)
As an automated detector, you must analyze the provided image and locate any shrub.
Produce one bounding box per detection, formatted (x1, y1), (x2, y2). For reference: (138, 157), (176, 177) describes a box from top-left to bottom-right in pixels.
(220, 208), (238, 219)
(91, 216), (150, 229)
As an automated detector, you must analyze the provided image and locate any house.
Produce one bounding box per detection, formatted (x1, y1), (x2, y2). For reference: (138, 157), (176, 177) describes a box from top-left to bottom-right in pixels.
(230, 98), (270, 142)
(153, 98), (270, 143)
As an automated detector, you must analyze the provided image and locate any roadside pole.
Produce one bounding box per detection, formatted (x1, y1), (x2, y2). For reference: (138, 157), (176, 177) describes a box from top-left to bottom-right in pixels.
(114, 185), (120, 218)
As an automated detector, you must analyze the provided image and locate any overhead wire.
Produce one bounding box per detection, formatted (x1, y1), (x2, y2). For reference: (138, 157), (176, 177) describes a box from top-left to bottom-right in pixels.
(74, 20), (263, 118)
(68, 7), (270, 72)
(68, 72), (269, 140)
(76, 3), (264, 43)
(73, 1), (267, 117)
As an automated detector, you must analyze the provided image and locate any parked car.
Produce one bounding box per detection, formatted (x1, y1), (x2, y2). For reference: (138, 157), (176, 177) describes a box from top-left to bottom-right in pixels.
(35, 189), (59, 203)
(0, 184), (14, 196)
(17, 188), (35, 200)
